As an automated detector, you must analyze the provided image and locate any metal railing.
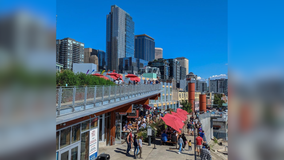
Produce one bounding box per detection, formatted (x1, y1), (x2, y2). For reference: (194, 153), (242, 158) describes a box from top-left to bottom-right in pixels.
(56, 84), (162, 117)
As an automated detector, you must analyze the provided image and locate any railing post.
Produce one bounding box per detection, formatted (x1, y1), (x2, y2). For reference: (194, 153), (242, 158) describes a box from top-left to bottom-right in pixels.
(108, 85), (111, 101)
(115, 85), (117, 101)
(84, 86), (87, 110)
(102, 85), (104, 102)
(94, 86), (96, 105)
(72, 86), (76, 112)
(119, 86), (122, 99)
(57, 87), (62, 116)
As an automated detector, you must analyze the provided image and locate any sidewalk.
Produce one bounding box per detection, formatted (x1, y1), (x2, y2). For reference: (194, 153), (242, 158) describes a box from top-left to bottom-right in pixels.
(99, 115), (196, 160)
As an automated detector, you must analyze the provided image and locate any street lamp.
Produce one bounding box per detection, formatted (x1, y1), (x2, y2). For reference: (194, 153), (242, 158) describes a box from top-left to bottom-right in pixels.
(147, 126), (152, 146)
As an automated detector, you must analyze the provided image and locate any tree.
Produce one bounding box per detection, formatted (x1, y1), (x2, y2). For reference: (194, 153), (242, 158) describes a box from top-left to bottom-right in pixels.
(180, 100), (192, 113)
(213, 94), (225, 109)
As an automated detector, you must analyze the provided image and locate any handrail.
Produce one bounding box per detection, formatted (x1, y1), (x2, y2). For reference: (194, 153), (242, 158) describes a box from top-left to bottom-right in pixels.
(56, 84), (163, 117)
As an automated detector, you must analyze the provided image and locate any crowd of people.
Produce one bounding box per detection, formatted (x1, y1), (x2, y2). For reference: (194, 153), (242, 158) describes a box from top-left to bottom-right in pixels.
(113, 77), (160, 86)
(121, 106), (167, 159)
(187, 116), (212, 160)
(120, 107), (212, 159)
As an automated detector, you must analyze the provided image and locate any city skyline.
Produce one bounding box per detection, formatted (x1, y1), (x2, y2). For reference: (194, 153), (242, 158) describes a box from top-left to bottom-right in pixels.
(56, 0), (228, 79)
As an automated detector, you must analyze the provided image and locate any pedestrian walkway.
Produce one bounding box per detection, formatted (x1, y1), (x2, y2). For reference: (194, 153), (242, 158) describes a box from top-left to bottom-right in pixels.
(99, 115), (196, 160)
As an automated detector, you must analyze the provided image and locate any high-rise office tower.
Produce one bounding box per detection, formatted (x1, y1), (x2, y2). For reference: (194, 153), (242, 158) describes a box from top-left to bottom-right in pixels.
(106, 5), (135, 71)
(135, 34), (155, 61)
(176, 57), (189, 75)
(57, 37), (84, 70)
(155, 47), (163, 59)
(167, 59), (180, 83)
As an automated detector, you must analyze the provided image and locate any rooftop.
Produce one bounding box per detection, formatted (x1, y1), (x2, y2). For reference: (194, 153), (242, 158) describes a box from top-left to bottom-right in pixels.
(135, 34), (155, 40)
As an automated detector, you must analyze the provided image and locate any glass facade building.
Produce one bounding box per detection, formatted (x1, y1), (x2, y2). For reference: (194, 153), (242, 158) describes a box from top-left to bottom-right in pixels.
(119, 57), (148, 74)
(167, 59), (181, 83)
(106, 5), (135, 71)
(135, 34), (155, 61)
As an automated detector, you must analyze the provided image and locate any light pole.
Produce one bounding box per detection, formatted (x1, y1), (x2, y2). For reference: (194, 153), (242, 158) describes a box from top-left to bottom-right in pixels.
(147, 126), (152, 146)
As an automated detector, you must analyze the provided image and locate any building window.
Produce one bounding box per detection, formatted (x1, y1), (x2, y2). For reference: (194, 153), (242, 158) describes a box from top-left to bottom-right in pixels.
(72, 124), (80, 143)
(81, 120), (90, 132)
(60, 127), (71, 148)
(80, 132), (89, 160)
(91, 118), (98, 128)
(56, 131), (59, 150)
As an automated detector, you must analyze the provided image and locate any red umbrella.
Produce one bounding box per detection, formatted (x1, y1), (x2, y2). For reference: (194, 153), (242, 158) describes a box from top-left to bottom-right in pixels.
(107, 72), (124, 81)
(161, 114), (184, 133)
(171, 112), (187, 121)
(125, 74), (140, 82)
(177, 108), (189, 119)
(92, 73), (109, 80)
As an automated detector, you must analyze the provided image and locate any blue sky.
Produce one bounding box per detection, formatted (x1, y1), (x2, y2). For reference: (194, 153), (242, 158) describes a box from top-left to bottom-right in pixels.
(56, 0), (228, 79)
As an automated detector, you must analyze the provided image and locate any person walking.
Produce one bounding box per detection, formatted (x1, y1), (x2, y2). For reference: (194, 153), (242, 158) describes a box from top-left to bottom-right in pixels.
(187, 122), (191, 135)
(181, 133), (187, 151)
(199, 130), (206, 143)
(137, 136), (143, 159)
(200, 144), (212, 160)
(177, 135), (184, 154)
(188, 140), (192, 151)
(196, 133), (203, 156)
(126, 132), (131, 155)
(133, 134), (139, 159)
(191, 121), (195, 136)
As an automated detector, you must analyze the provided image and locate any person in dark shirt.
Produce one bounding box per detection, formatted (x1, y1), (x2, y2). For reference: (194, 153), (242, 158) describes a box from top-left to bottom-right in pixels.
(171, 133), (177, 143)
(181, 133), (187, 151)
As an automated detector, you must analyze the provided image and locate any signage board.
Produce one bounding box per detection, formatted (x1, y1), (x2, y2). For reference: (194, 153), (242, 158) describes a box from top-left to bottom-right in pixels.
(89, 128), (98, 160)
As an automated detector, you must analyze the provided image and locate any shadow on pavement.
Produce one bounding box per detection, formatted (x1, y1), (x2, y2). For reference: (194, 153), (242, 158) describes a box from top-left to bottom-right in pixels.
(165, 149), (194, 156)
(116, 148), (126, 151)
(114, 150), (134, 158)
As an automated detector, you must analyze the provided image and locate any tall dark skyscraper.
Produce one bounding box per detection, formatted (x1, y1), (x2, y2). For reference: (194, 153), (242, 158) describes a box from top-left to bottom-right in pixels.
(106, 5), (135, 71)
(134, 34), (155, 61)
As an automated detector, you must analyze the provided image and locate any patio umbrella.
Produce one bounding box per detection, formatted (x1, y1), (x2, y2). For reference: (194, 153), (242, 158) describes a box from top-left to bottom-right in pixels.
(177, 108), (189, 120)
(125, 74), (140, 82)
(171, 112), (187, 121)
(161, 114), (184, 133)
(92, 73), (109, 80)
(107, 72), (121, 80)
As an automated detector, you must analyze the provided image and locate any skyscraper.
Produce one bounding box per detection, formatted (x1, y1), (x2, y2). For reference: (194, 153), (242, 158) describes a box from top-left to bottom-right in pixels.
(135, 34), (155, 61)
(106, 5), (135, 71)
(57, 37), (84, 70)
(176, 57), (189, 75)
(167, 59), (180, 83)
(155, 47), (163, 59)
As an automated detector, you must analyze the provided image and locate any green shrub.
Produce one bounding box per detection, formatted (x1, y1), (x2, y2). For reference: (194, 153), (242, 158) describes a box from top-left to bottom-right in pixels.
(56, 70), (115, 86)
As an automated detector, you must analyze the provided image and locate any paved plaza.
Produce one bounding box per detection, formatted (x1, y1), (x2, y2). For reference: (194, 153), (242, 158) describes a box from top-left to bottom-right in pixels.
(99, 135), (195, 160)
